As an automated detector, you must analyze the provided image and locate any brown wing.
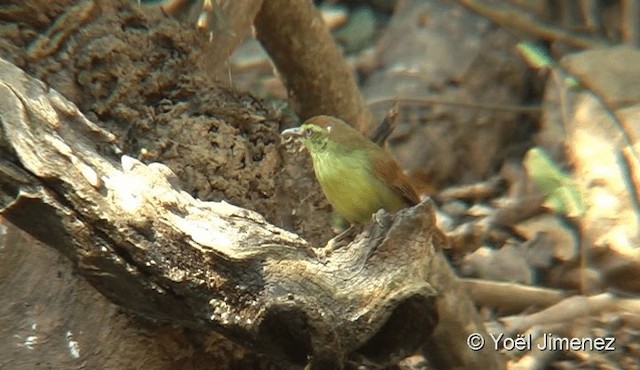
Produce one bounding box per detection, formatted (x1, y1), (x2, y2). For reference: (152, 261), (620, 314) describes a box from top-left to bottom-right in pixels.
(372, 152), (421, 206)
(311, 114), (421, 205)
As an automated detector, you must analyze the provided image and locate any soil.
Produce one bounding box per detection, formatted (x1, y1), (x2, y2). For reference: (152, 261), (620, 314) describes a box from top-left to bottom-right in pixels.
(0, 0), (334, 246)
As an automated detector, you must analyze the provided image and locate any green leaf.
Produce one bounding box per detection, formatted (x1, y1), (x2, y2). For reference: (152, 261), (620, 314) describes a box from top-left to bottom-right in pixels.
(516, 42), (580, 87)
(544, 185), (586, 217)
(524, 147), (585, 217)
(517, 42), (554, 70)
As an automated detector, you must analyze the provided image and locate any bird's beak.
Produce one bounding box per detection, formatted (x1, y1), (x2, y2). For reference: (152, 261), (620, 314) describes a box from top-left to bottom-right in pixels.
(281, 127), (303, 138)
(281, 127), (307, 152)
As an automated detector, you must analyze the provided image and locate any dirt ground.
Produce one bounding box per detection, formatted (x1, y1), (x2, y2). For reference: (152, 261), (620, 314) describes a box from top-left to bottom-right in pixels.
(0, 0), (334, 247)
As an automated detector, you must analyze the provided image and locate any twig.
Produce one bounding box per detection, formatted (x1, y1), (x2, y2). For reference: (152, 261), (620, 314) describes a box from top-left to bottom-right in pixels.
(622, 0), (640, 46)
(455, 0), (608, 48)
(500, 293), (640, 334)
(369, 97), (542, 114)
(461, 279), (566, 312)
(437, 176), (505, 201)
(370, 101), (399, 146)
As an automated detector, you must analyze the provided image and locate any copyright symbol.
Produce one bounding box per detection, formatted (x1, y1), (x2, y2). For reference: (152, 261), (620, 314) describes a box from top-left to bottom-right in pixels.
(467, 333), (485, 351)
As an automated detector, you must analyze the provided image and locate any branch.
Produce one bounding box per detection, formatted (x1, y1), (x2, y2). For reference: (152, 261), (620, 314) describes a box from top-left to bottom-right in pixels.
(253, 0), (374, 134)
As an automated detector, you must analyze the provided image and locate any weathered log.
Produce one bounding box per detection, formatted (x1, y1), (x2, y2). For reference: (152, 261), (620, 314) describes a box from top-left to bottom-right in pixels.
(0, 57), (439, 368)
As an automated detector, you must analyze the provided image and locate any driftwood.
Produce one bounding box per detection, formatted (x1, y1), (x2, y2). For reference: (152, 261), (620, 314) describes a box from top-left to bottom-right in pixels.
(0, 57), (443, 368)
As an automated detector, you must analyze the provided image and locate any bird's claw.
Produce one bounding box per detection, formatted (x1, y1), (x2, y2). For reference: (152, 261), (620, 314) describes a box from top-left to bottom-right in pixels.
(315, 225), (359, 261)
(323, 236), (349, 255)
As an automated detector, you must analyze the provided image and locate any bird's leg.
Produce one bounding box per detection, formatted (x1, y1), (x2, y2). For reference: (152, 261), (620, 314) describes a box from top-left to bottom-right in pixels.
(321, 224), (359, 257)
(329, 224), (355, 247)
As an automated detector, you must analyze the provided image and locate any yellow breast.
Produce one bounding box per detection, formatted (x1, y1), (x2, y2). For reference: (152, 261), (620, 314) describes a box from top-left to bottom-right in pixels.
(310, 150), (406, 223)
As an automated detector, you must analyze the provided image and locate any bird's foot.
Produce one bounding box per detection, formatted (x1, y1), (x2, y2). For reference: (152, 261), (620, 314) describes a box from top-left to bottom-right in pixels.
(318, 225), (358, 259)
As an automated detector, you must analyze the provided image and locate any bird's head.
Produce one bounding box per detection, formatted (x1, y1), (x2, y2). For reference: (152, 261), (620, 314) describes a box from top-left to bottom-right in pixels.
(281, 115), (363, 154)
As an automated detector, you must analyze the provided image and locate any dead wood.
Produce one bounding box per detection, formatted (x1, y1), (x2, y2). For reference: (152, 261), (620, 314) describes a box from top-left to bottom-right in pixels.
(0, 223), (268, 370)
(462, 279), (566, 312)
(0, 56), (440, 368)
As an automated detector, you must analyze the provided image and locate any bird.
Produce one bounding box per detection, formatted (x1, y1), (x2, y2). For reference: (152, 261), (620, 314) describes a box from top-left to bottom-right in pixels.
(281, 115), (420, 224)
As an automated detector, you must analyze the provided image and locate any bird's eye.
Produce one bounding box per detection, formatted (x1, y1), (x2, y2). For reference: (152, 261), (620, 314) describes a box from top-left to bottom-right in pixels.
(303, 127), (313, 137)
